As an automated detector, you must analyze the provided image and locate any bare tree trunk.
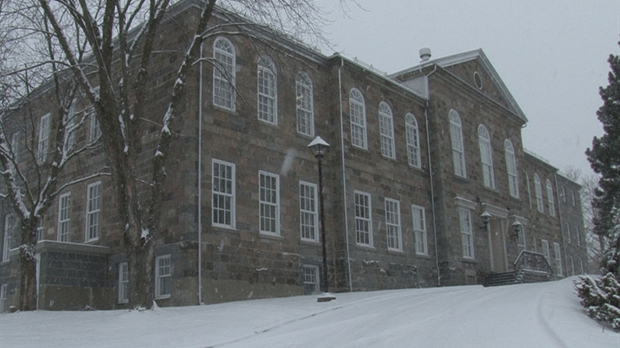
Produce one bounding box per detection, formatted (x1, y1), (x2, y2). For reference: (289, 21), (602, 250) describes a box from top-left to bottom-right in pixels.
(18, 218), (39, 310)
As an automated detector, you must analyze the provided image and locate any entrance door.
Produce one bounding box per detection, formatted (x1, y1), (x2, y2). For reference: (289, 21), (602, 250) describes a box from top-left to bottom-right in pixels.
(489, 220), (506, 272)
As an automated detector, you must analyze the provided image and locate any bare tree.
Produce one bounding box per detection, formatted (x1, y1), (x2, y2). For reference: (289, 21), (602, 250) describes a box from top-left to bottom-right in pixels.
(0, 3), (106, 310)
(8, 0), (335, 308)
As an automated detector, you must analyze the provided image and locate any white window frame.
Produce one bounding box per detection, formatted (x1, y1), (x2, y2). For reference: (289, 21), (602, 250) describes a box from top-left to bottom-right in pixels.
(57, 192), (71, 242)
(303, 264), (319, 295)
(85, 181), (102, 242)
(565, 222), (571, 243)
(2, 215), (14, 262)
(560, 186), (566, 203)
(257, 56), (277, 124)
(10, 132), (20, 173)
(504, 139), (519, 198)
(349, 88), (367, 149)
(541, 239), (550, 263)
(575, 226), (581, 246)
(385, 198), (402, 251)
(37, 220), (43, 242)
(155, 255), (171, 299)
(571, 191), (576, 206)
(37, 113), (51, 163)
(449, 110), (466, 178)
(299, 181), (318, 242)
(0, 284), (6, 313)
(405, 113), (421, 168)
(412, 205), (427, 255)
(89, 107), (101, 142)
(534, 174), (544, 213)
(259, 171), (280, 235)
(570, 257), (575, 276)
(478, 125), (495, 188)
(296, 72), (314, 137)
(212, 159), (236, 229)
(118, 262), (129, 304)
(379, 102), (395, 159)
(459, 208), (474, 259)
(354, 191), (373, 246)
(579, 258), (584, 274)
(546, 179), (556, 217)
(553, 242), (563, 276)
(213, 37), (236, 110)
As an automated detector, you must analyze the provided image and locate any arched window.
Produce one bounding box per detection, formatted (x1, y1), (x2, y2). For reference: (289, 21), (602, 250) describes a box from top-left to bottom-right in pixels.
(478, 125), (495, 188)
(405, 113), (421, 168)
(546, 179), (556, 217)
(213, 37), (236, 110)
(349, 88), (367, 149)
(379, 102), (395, 159)
(257, 56), (277, 124)
(504, 140), (519, 198)
(534, 174), (544, 213)
(449, 110), (466, 177)
(295, 72), (314, 136)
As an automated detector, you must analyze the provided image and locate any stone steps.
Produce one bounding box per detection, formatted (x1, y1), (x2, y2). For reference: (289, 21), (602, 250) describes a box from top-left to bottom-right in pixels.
(483, 271), (521, 287)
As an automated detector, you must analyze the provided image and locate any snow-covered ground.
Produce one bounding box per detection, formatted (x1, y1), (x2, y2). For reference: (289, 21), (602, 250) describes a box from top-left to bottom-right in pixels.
(1, 277), (618, 348)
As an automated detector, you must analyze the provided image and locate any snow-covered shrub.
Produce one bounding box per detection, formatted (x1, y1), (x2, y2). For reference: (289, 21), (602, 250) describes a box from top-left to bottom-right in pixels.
(575, 273), (620, 329)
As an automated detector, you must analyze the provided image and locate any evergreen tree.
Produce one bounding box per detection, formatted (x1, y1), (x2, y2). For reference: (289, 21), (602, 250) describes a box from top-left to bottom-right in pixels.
(586, 53), (620, 276)
(578, 51), (620, 330)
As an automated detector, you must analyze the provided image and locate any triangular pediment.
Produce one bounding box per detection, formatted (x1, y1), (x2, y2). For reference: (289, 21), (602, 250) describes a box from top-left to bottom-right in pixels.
(390, 49), (528, 122)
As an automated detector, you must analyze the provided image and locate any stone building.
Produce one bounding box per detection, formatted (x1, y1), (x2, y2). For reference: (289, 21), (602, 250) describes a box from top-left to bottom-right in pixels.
(0, 1), (587, 311)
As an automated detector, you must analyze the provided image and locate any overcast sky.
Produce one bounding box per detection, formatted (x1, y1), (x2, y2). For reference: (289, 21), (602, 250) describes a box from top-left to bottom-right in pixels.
(315, 0), (619, 178)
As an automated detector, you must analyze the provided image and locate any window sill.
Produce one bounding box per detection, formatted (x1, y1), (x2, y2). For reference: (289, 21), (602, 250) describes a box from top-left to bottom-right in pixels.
(300, 239), (320, 246)
(356, 244), (375, 250)
(155, 295), (171, 300)
(259, 232), (283, 241)
(85, 238), (99, 244)
(387, 248), (404, 254)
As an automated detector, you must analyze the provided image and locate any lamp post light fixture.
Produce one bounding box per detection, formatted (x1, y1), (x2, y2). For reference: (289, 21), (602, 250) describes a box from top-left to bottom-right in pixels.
(480, 210), (491, 230)
(512, 219), (523, 238)
(307, 136), (330, 295)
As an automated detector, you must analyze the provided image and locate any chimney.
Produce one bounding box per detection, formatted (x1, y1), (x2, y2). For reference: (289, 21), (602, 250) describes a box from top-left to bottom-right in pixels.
(419, 48), (431, 62)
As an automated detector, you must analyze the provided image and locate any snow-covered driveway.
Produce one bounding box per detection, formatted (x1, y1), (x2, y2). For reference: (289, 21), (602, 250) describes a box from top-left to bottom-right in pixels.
(1, 277), (617, 347)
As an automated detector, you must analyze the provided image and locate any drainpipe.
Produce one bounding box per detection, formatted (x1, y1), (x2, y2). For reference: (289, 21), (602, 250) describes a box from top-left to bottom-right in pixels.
(338, 58), (353, 292)
(554, 173), (569, 276)
(420, 64), (440, 286)
(197, 41), (204, 305)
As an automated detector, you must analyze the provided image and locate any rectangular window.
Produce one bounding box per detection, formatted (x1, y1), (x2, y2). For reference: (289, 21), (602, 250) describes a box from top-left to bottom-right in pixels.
(212, 160), (235, 228)
(579, 258), (584, 274)
(37, 220), (43, 242)
(354, 191), (372, 246)
(296, 74), (314, 136)
(299, 182), (318, 242)
(565, 222), (571, 243)
(37, 113), (51, 163)
(575, 226), (581, 246)
(459, 208), (474, 259)
(553, 242), (562, 276)
(385, 199), (402, 251)
(57, 193), (71, 242)
(571, 191), (576, 206)
(412, 205), (427, 255)
(2, 215), (14, 262)
(259, 171), (279, 235)
(560, 186), (566, 203)
(541, 239), (550, 263)
(89, 108), (101, 142)
(86, 182), (102, 241)
(257, 59), (277, 124)
(10, 132), (20, 173)
(0, 284), (6, 313)
(155, 255), (171, 299)
(118, 262), (129, 304)
(303, 265), (319, 295)
(570, 257), (575, 276)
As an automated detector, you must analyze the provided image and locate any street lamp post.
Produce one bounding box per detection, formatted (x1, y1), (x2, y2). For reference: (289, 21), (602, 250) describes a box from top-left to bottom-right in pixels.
(308, 136), (330, 294)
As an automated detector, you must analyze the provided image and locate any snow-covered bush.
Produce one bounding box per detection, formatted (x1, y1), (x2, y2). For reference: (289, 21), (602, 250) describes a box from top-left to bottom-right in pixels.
(575, 273), (620, 329)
